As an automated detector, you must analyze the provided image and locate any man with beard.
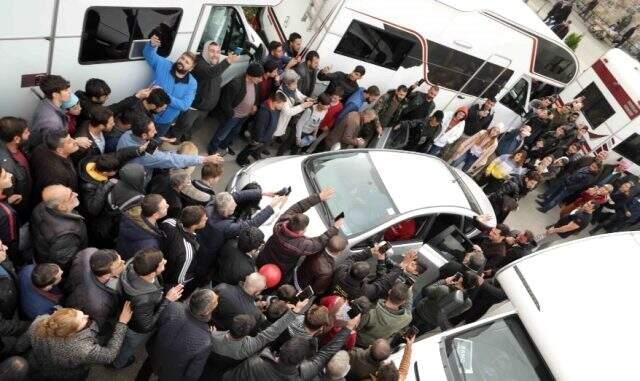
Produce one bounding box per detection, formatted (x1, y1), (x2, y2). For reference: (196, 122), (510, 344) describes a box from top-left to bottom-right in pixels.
(0, 117), (32, 222)
(399, 82), (439, 122)
(143, 34), (197, 137)
(172, 41), (239, 142)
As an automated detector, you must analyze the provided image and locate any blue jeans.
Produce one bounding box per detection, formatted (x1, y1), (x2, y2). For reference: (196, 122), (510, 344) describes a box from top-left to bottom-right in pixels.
(208, 116), (247, 153)
(451, 152), (478, 172)
(427, 145), (444, 157)
(112, 329), (152, 368)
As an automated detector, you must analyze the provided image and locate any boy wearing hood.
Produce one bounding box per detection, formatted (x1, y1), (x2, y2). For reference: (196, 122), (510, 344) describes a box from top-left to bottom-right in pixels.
(112, 249), (183, 369)
(172, 41), (239, 141)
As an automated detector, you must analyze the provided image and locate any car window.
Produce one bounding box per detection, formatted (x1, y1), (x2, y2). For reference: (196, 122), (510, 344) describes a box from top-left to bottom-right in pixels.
(444, 315), (553, 380)
(576, 82), (615, 129)
(383, 216), (428, 242)
(196, 7), (247, 54)
(424, 213), (463, 242)
(500, 77), (530, 116)
(305, 151), (398, 237)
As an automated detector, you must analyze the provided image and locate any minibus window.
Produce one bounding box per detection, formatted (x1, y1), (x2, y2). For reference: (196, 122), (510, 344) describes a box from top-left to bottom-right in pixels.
(576, 82), (615, 129)
(500, 78), (530, 116)
(533, 39), (577, 84)
(196, 7), (247, 54)
(79, 7), (182, 64)
(613, 133), (640, 166)
(427, 41), (513, 97)
(335, 20), (421, 70)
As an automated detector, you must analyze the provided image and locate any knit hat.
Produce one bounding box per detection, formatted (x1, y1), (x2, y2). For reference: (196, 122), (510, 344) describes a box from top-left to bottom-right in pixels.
(61, 93), (79, 110)
(246, 63), (265, 78)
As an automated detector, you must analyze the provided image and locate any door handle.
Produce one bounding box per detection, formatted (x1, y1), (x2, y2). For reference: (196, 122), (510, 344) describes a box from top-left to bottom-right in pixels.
(457, 95), (466, 99)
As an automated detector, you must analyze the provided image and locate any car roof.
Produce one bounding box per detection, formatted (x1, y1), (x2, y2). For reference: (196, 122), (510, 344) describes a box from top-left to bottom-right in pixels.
(367, 150), (472, 213)
(496, 232), (640, 380)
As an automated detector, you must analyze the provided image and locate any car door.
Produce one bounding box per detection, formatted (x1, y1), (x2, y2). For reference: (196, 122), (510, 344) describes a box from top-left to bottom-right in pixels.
(347, 213), (431, 255)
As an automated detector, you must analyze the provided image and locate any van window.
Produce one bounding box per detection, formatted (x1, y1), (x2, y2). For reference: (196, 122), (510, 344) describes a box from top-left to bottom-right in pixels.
(500, 78), (530, 116)
(334, 20), (421, 70)
(576, 82), (615, 129)
(613, 133), (640, 166)
(196, 7), (247, 54)
(533, 38), (577, 84)
(427, 41), (513, 97)
(444, 315), (553, 380)
(79, 7), (182, 64)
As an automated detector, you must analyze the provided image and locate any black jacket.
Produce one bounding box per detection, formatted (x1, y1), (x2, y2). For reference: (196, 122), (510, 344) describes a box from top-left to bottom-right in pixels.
(0, 202), (19, 265)
(330, 248), (403, 302)
(0, 142), (31, 218)
(30, 145), (78, 205)
(120, 261), (168, 333)
(191, 55), (231, 111)
(30, 203), (88, 271)
(294, 63), (318, 97)
(212, 283), (264, 331)
(399, 89), (436, 121)
(464, 103), (494, 136)
(317, 71), (359, 100)
(63, 248), (122, 335)
(216, 238), (256, 285)
(0, 260), (30, 354)
(218, 75), (260, 120)
(160, 218), (199, 286)
(222, 328), (351, 381)
(147, 302), (212, 381)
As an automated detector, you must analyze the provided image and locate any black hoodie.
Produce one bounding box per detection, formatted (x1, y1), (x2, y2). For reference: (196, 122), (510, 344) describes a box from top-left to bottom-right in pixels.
(120, 260), (167, 333)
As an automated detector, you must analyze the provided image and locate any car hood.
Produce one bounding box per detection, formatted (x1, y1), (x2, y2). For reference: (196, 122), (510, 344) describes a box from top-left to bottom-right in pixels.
(228, 156), (329, 239)
(453, 169), (497, 227)
(389, 333), (448, 381)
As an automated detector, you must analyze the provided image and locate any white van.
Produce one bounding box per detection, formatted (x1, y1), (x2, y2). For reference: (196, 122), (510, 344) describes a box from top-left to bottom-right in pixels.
(0, 0), (279, 119)
(255, 0), (579, 130)
(558, 48), (640, 175)
(389, 232), (640, 380)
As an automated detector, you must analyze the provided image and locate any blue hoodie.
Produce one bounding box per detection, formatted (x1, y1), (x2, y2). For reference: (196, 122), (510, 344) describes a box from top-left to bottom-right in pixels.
(143, 42), (197, 125)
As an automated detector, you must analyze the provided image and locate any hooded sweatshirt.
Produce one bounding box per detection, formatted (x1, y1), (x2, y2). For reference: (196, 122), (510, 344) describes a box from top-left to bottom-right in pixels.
(110, 163), (146, 207)
(120, 260), (168, 333)
(432, 106), (468, 148)
(190, 40), (232, 111)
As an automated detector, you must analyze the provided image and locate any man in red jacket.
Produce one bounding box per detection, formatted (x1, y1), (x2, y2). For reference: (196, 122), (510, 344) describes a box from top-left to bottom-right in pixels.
(257, 188), (344, 282)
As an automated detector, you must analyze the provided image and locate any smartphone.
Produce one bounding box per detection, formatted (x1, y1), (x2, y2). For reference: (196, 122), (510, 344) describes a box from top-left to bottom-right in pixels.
(145, 139), (159, 154)
(454, 272), (464, 281)
(404, 276), (415, 287)
(334, 211), (345, 221)
(347, 302), (362, 319)
(296, 285), (314, 301)
(379, 241), (392, 253)
(182, 277), (194, 285)
(233, 47), (243, 55)
(405, 325), (419, 338)
(417, 78), (426, 86)
(285, 186), (292, 196)
(276, 186), (290, 196)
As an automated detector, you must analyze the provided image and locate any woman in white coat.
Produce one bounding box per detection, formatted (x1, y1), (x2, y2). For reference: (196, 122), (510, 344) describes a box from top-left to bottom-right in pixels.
(272, 70), (314, 152)
(426, 106), (468, 157)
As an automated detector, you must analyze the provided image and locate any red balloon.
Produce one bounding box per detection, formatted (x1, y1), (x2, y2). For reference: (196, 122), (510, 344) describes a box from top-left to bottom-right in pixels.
(259, 264), (282, 288)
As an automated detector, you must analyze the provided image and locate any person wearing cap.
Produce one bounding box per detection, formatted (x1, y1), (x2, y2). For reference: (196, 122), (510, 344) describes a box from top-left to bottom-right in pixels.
(449, 125), (502, 173)
(208, 63), (264, 155)
(61, 93), (82, 136)
(318, 65), (366, 100)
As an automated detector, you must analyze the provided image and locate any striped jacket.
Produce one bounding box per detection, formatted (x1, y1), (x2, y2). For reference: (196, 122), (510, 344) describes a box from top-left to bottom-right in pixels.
(160, 218), (199, 286)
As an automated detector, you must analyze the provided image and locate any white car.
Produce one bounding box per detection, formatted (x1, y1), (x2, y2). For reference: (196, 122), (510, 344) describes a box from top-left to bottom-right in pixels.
(228, 149), (496, 254)
(390, 232), (640, 380)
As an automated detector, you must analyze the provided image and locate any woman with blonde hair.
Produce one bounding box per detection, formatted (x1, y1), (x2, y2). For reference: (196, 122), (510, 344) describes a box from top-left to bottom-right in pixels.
(479, 150), (528, 194)
(26, 303), (132, 380)
(449, 125), (501, 173)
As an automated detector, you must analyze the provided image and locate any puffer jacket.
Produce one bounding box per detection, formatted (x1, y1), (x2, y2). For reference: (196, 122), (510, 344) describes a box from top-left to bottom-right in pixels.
(63, 248), (122, 336)
(120, 261), (168, 333)
(27, 316), (127, 380)
(30, 203), (88, 271)
(257, 194), (338, 277)
(116, 206), (164, 260)
(356, 291), (413, 347)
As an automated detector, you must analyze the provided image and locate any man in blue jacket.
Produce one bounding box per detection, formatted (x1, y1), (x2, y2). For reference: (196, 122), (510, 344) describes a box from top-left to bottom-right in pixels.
(117, 114), (223, 183)
(143, 35), (197, 137)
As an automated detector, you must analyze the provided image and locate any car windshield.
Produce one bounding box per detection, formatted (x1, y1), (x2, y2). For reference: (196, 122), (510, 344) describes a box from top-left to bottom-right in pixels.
(304, 151), (398, 236)
(444, 315), (554, 381)
(446, 167), (482, 215)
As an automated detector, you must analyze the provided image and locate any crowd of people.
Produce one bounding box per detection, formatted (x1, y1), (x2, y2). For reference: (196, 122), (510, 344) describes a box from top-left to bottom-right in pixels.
(0, 26), (637, 381)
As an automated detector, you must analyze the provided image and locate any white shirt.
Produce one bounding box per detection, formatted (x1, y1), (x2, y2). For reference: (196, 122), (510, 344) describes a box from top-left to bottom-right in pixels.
(433, 111), (465, 147)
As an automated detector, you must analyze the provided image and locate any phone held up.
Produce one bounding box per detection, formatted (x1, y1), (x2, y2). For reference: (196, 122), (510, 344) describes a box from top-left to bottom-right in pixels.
(296, 286), (314, 302)
(334, 211), (345, 222)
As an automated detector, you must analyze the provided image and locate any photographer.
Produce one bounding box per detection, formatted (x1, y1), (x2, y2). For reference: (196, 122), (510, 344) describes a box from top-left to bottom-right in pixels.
(411, 271), (480, 334)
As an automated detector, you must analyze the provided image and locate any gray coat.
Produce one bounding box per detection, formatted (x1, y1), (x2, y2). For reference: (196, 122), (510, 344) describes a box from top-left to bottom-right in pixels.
(27, 316), (127, 380)
(30, 99), (68, 150)
(294, 63), (318, 97)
